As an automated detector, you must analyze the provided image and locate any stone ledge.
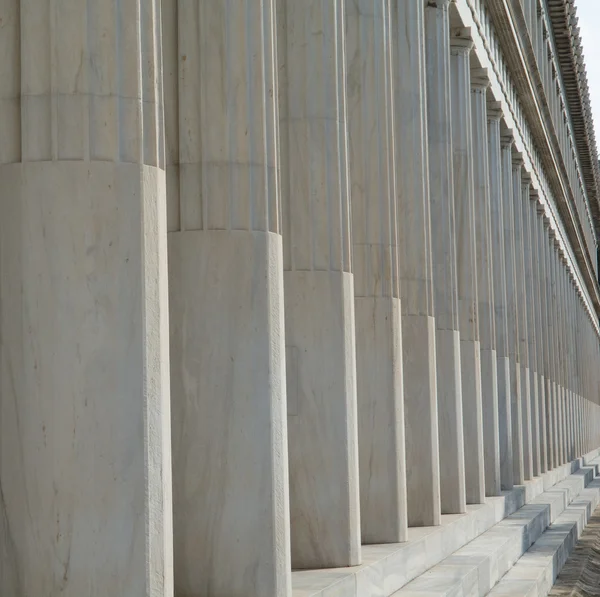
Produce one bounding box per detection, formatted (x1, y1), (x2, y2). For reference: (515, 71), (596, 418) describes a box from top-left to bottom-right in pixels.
(390, 463), (598, 597)
(291, 450), (600, 597)
(488, 479), (600, 597)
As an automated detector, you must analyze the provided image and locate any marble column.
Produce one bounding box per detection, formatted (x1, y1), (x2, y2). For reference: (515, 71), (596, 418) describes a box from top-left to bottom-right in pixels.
(521, 175), (541, 476)
(568, 282), (577, 459)
(489, 110), (513, 490)
(392, 0), (441, 527)
(346, 0), (407, 544)
(278, 0), (361, 568)
(547, 233), (561, 467)
(166, 3), (291, 595)
(539, 213), (555, 470)
(451, 29), (486, 505)
(575, 302), (583, 457)
(552, 243), (566, 465)
(545, 225), (559, 469)
(562, 265), (574, 460)
(425, 0), (466, 515)
(0, 1), (174, 594)
(557, 254), (568, 463)
(471, 70), (500, 496)
(501, 134), (524, 486)
(531, 197), (548, 473)
(512, 156), (533, 481)
(569, 285), (576, 459)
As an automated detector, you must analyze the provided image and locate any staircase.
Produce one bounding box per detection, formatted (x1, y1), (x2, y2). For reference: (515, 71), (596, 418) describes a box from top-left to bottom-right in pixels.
(292, 451), (600, 597)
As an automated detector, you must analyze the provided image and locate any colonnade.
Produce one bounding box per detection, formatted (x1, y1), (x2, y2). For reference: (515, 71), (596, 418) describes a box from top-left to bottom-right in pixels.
(1, 0), (599, 596)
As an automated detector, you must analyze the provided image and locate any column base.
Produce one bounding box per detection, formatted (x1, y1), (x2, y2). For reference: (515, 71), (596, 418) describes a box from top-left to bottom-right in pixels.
(538, 376), (548, 473)
(460, 338), (486, 504)
(356, 296), (407, 544)
(169, 229), (291, 597)
(521, 366), (533, 480)
(531, 370), (541, 477)
(481, 347), (500, 496)
(437, 328), (466, 514)
(498, 355), (513, 490)
(285, 270), (361, 569)
(510, 358), (525, 485)
(403, 314), (441, 527)
(0, 162), (173, 596)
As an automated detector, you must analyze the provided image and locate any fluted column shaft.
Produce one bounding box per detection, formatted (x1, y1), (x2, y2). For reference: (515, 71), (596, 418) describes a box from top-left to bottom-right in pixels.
(471, 71), (500, 496)
(501, 137), (524, 485)
(451, 30), (485, 505)
(531, 199), (548, 473)
(552, 243), (566, 465)
(522, 176), (541, 476)
(539, 214), (555, 470)
(489, 111), (513, 490)
(0, 1), (173, 594)
(425, 0), (466, 515)
(512, 157), (533, 480)
(561, 261), (573, 460)
(544, 223), (559, 468)
(278, 0), (361, 568)
(392, 0), (441, 527)
(568, 282), (578, 458)
(547, 232), (561, 467)
(568, 284), (575, 458)
(346, 0), (407, 544)
(166, 3), (291, 595)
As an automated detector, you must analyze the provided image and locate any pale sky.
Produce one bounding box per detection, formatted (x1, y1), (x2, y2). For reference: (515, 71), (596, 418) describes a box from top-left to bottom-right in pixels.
(574, 0), (600, 141)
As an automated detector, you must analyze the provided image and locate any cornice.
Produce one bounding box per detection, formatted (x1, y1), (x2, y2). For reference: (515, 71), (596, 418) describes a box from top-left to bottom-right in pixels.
(547, 0), (600, 240)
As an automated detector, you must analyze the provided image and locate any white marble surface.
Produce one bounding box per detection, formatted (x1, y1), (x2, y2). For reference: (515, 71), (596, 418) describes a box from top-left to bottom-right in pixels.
(489, 113), (513, 492)
(450, 30), (486, 507)
(403, 315), (441, 527)
(0, 162), (172, 596)
(501, 139), (524, 486)
(425, 0), (466, 517)
(165, 2), (292, 594)
(530, 207), (548, 473)
(460, 339), (486, 504)
(392, 0), (440, 529)
(0, 5), (172, 593)
(285, 271), (360, 568)
(346, 0), (407, 545)
(169, 230), (291, 597)
(521, 191), (541, 477)
(471, 77), (501, 497)
(355, 297), (406, 543)
(278, 0), (360, 569)
(289, 451), (600, 597)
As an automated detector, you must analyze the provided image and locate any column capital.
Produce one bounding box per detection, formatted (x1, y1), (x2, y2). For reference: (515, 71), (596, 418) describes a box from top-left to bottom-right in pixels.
(541, 210), (552, 228)
(471, 67), (491, 90)
(450, 28), (473, 54)
(428, 0), (451, 8)
(512, 151), (524, 169)
(530, 187), (542, 204)
(521, 171), (532, 185)
(487, 101), (503, 121)
(558, 250), (568, 265)
(500, 129), (514, 148)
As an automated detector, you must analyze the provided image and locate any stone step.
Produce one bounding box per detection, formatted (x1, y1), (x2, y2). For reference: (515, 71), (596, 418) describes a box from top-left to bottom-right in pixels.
(486, 478), (600, 597)
(291, 451), (600, 597)
(390, 461), (600, 597)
